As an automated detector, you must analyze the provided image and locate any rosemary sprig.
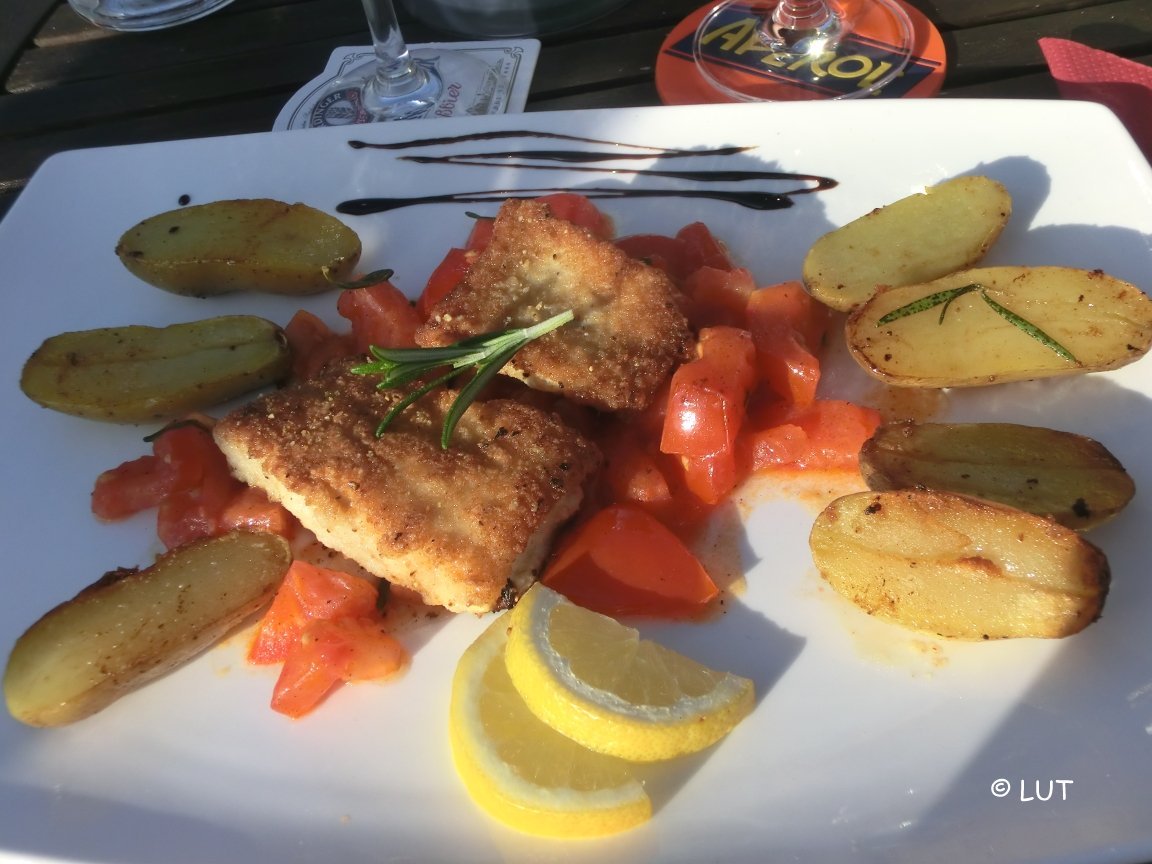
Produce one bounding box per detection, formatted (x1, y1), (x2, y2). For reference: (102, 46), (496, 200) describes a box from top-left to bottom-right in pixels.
(352, 309), (574, 448)
(877, 282), (1079, 364)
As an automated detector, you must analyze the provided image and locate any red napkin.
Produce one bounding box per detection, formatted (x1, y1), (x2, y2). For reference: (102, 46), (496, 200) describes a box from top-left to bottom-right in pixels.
(1039, 37), (1152, 164)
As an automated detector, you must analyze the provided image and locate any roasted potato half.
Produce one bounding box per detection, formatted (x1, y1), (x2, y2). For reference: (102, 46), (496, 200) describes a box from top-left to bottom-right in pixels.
(116, 198), (361, 296)
(809, 490), (1110, 640)
(20, 314), (290, 423)
(4, 531), (292, 727)
(803, 175), (1011, 312)
(845, 266), (1152, 387)
(860, 421), (1136, 530)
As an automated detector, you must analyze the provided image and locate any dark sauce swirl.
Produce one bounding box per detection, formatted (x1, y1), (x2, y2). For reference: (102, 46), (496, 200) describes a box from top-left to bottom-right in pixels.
(347, 130), (752, 159)
(339, 130), (837, 215)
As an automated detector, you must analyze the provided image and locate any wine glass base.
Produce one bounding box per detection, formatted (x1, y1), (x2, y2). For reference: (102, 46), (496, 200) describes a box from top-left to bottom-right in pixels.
(297, 48), (502, 126)
(691, 0), (916, 102)
(67, 0), (235, 30)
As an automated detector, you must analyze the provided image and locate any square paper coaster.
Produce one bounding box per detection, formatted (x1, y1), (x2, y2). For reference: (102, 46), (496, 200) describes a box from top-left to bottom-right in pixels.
(275, 40), (539, 130)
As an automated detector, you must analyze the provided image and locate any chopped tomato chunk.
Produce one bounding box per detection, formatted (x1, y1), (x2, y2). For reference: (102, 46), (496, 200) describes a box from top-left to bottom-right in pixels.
(542, 504), (718, 618)
(681, 266), (756, 330)
(661, 326), (757, 504)
(676, 221), (733, 272)
(91, 454), (173, 520)
(156, 467), (243, 549)
(747, 399), (882, 471)
(252, 561), (406, 718)
(270, 617), (407, 718)
(535, 192), (614, 239)
(416, 247), (473, 320)
(249, 560), (381, 664)
(219, 486), (297, 538)
(283, 309), (353, 380)
(746, 281), (831, 408)
(465, 215), (495, 250)
(615, 233), (691, 282)
(337, 279), (421, 353)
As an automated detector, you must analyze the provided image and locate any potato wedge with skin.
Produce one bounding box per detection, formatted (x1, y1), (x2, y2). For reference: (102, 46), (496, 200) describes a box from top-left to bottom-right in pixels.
(846, 266), (1152, 387)
(116, 199), (361, 296)
(860, 421), (1136, 530)
(20, 315), (290, 423)
(3, 531), (292, 727)
(809, 490), (1109, 640)
(803, 176), (1011, 312)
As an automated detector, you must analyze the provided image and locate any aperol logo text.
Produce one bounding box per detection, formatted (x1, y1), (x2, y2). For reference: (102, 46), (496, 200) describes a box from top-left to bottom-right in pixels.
(677, 5), (937, 98)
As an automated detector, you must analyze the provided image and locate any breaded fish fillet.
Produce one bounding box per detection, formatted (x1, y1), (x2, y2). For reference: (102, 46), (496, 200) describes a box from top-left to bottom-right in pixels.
(213, 360), (601, 614)
(416, 198), (693, 412)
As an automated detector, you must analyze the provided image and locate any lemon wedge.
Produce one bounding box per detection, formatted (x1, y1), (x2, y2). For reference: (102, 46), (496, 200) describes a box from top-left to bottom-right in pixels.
(448, 615), (652, 838)
(504, 584), (755, 762)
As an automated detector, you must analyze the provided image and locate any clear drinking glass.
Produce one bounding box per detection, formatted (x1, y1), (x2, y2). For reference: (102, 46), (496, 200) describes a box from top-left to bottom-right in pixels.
(68, 0), (235, 31)
(692, 0), (916, 101)
(302, 0), (499, 123)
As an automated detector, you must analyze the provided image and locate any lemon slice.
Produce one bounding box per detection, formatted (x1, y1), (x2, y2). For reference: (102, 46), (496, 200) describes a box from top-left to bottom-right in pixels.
(448, 615), (652, 838)
(505, 584), (755, 762)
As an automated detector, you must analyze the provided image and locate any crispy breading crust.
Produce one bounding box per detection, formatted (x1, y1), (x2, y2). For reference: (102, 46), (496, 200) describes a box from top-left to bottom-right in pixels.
(213, 361), (601, 613)
(415, 199), (693, 412)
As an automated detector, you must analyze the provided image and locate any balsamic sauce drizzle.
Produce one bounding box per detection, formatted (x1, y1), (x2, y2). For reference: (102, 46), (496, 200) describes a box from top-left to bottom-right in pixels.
(402, 155), (839, 187)
(338, 186), (800, 215)
(347, 130), (752, 158)
(400, 149), (749, 165)
(339, 130), (838, 215)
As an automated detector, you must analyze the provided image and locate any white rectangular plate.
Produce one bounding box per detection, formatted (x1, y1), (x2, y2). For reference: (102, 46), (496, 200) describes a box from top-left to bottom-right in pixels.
(2, 100), (1152, 864)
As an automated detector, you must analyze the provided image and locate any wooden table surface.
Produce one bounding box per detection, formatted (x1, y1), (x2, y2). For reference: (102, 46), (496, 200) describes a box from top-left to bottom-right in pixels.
(2, 0), (1151, 220)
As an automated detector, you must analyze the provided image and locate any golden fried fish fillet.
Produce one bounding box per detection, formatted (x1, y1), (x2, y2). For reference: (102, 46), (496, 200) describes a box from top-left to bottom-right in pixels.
(415, 198), (693, 412)
(213, 360), (601, 613)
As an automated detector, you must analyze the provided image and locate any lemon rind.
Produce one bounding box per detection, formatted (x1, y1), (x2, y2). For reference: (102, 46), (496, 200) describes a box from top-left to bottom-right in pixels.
(449, 616), (652, 838)
(506, 586), (755, 762)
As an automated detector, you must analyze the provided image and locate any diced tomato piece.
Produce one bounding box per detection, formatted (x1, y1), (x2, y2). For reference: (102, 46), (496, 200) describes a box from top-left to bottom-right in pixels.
(337, 280), (421, 353)
(148, 421), (245, 548)
(744, 420), (810, 469)
(746, 281), (831, 409)
(219, 486), (297, 539)
(660, 327), (757, 504)
(746, 399), (882, 472)
(249, 561), (381, 664)
(535, 192), (614, 240)
(156, 467), (244, 549)
(151, 422), (225, 491)
(750, 326), (821, 409)
(269, 617), (407, 718)
(91, 454), (173, 520)
(329, 617), (408, 681)
(465, 216), (495, 250)
(542, 504), (718, 618)
(248, 576), (309, 665)
(681, 266), (756, 330)
(615, 233), (690, 282)
(599, 429), (673, 507)
(416, 247), (473, 320)
(746, 280), (831, 353)
(283, 309), (354, 380)
(269, 622), (351, 718)
(676, 222), (733, 272)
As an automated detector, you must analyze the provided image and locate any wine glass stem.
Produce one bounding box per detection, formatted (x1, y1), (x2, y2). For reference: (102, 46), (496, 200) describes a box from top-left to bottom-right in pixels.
(766, 0), (844, 49)
(361, 0), (429, 98)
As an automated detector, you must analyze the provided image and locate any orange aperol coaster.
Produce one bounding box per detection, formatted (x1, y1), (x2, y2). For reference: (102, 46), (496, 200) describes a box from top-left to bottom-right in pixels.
(656, 0), (945, 104)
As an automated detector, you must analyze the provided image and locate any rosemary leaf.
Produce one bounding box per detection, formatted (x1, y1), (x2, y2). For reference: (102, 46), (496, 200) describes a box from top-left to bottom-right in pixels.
(874, 281), (1080, 365)
(877, 284), (978, 325)
(354, 309), (574, 447)
(980, 292), (1079, 364)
